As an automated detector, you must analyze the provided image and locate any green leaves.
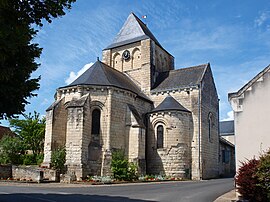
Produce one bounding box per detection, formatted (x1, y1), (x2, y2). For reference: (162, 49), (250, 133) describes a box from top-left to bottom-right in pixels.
(256, 150), (270, 199)
(111, 150), (138, 181)
(51, 147), (66, 172)
(0, 135), (25, 164)
(9, 111), (45, 155)
(235, 149), (270, 201)
(0, 0), (76, 119)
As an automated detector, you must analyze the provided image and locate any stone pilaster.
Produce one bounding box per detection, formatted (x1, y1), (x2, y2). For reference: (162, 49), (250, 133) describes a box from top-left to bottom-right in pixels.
(101, 88), (113, 176)
(42, 110), (54, 168)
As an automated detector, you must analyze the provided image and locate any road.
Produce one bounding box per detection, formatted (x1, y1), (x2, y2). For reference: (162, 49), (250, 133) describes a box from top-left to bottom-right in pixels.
(0, 178), (234, 202)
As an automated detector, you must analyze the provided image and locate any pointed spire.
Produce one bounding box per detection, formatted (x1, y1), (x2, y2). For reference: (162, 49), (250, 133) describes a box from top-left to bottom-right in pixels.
(104, 12), (161, 50)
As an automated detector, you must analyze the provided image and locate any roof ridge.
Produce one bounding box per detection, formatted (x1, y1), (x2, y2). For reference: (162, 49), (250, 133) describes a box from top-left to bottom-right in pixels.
(229, 64), (270, 98)
(172, 63), (208, 72)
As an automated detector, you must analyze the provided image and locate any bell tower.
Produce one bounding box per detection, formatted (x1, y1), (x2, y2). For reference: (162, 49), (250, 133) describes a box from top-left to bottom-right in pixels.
(102, 12), (174, 95)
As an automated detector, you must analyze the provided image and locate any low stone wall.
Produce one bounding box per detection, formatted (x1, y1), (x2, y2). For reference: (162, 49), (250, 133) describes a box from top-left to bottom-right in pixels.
(0, 165), (12, 179)
(43, 168), (59, 181)
(12, 165), (43, 182)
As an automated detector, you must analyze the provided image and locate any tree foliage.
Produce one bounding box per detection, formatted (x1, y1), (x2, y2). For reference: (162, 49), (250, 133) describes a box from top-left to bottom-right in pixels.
(0, 135), (25, 164)
(257, 150), (270, 200)
(111, 150), (138, 181)
(0, 0), (76, 119)
(51, 147), (66, 173)
(9, 111), (45, 155)
(0, 111), (45, 165)
(235, 150), (270, 201)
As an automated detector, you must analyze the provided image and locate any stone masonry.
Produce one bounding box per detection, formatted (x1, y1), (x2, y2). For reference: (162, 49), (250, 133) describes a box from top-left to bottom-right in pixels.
(43, 12), (219, 180)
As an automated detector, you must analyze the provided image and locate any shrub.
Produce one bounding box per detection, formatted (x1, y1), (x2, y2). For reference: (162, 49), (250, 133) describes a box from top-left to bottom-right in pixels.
(23, 154), (36, 165)
(235, 158), (268, 201)
(21, 154), (44, 165)
(257, 150), (270, 200)
(0, 136), (25, 165)
(36, 153), (44, 165)
(111, 150), (138, 181)
(51, 147), (66, 173)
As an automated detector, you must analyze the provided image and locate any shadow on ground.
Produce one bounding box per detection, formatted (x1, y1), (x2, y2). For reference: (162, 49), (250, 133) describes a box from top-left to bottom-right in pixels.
(0, 193), (156, 202)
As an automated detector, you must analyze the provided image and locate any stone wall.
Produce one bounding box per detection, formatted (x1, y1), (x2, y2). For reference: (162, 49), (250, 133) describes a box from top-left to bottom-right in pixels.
(12, 166), (43, 182)
(150, 89), (200, 179)
(0, 165), (12, 179)
(200, 66), (219, 179)
(147, 111), (192, 178)
(152, 42), (174, 72)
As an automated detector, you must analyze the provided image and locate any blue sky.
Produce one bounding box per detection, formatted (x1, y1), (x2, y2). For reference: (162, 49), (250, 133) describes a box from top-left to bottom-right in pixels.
(3, 0), (270, 125)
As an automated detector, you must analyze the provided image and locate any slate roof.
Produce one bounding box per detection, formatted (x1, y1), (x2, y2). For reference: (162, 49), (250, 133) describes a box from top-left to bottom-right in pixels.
(219, 120), (234, 136)
(150, 95), (190, 113)
(0, 126), (15, 139)
(104, 12), (162, 50)
(219, 136), (235, 147)
(61, 60), (151, 102)
(152, 64), (208, 92)
(66, 94), (88, 108)
(127, 104), (145, 128)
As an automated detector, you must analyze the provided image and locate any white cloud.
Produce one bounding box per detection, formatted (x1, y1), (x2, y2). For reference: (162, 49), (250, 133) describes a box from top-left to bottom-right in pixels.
(255, 11), (270, 27)
(41, 98), (49, 106)
(65, 62), (94, 84)
(221, 110), (234, 121)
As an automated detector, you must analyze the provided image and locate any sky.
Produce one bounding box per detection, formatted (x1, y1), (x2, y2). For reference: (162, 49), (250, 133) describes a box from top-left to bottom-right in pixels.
(3, 0), (270, 125)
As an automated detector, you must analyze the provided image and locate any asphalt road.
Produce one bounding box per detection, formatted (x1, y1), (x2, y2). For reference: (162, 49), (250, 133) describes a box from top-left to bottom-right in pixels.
(0, 178), (234, 202)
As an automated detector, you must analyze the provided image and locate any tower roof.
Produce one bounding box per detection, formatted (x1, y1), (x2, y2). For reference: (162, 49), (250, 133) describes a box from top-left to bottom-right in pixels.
(151, 95), (190, 113)
(104, 12), (161, 50)
(60, 60), (151, 102)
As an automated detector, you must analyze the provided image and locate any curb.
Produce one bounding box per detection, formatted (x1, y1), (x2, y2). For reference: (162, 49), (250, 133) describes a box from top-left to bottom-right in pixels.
(214, 189), (238, 202)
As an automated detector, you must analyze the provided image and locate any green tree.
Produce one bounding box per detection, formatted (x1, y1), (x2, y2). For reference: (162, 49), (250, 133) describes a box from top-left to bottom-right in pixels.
(0, 135), (25, 164)
(9, 111), (45, 155)
(0, 0), (76, 119)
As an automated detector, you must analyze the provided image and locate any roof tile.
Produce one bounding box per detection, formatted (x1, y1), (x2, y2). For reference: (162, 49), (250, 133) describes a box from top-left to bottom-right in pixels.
(152, 64), (208, 91)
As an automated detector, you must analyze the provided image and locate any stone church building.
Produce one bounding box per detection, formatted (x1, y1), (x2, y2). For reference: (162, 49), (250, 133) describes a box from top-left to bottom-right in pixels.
(43, 13), (219, 180)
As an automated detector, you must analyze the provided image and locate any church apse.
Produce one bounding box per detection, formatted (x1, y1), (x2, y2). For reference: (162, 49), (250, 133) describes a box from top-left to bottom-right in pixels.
(147, 96), (193, 179)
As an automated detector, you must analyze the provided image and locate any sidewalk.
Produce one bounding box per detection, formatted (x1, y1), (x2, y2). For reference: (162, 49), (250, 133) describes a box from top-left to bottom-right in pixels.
(214, 189), (238, 202)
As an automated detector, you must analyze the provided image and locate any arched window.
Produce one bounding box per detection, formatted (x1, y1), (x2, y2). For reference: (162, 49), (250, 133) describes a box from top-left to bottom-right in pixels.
(157, 125), (164, 148)
(91, 109), (101, 134)
(132, 48), (141, 69)
(208, 113), (212, 142)
(113, 53), (122, 72)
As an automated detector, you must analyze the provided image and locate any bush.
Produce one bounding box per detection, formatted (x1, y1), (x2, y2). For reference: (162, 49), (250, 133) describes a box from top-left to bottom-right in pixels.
(111, 150), (138, 181)
(36, 153), (44, 165)
(257, 150), (270, 200)
(0, 136), (25, 165)
(235, 158), (268, 201)
(23, 154), (36, 165)
(21, 154), (43, 165)
(51, 147), (66, 173)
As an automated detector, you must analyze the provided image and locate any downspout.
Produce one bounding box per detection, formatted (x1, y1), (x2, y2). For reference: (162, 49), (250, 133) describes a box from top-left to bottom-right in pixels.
(198, 83), (202, 180)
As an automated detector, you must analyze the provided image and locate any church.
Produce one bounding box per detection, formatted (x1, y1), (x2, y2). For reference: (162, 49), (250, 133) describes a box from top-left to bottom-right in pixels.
(42, 13), (219, 180)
